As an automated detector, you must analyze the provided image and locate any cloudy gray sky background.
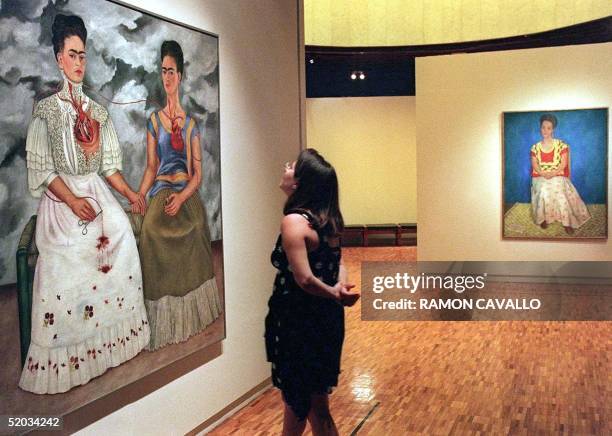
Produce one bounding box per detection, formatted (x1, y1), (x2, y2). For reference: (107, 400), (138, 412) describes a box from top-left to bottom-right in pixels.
(0, 0), (221, 285)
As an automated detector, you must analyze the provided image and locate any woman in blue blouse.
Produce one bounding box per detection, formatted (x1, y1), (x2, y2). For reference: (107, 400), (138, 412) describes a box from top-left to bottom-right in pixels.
(135, 40), (221, 350)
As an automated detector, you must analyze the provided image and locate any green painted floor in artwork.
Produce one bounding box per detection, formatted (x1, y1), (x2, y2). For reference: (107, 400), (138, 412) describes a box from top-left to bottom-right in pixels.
(504, 203), (607, 238)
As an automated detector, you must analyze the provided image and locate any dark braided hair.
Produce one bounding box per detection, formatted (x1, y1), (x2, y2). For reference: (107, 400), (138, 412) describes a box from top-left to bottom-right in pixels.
(540, 113), (558, 128)
(52, 14), (87, 58)
(161, 40), (184, 76)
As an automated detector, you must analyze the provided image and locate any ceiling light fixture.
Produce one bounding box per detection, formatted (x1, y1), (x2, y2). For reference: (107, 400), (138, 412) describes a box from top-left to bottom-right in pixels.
(350, 71), (366, 81)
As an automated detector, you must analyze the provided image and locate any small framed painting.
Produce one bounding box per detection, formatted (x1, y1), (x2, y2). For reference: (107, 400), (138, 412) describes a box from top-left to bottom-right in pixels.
(502, 108), (608, 240)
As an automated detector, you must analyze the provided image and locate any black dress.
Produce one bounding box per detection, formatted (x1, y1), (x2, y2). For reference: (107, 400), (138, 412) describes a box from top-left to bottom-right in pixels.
(265, 211), (344, 420)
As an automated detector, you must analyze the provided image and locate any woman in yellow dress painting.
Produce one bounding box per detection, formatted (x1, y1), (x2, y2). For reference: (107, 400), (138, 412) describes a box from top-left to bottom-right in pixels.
(530, 114), (590, 234)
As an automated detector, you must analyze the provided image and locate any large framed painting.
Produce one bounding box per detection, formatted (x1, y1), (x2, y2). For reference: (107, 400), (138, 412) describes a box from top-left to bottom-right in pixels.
(502, 108), (608, 240)
(0, 0), (224, 428)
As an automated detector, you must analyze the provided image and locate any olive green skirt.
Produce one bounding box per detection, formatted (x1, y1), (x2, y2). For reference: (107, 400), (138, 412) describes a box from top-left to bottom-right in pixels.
(139, 189), (222, 350)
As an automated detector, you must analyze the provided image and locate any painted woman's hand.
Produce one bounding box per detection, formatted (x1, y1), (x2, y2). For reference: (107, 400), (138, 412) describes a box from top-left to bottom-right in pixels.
(127, 191), (146, 215)
(67, 197), (97, 221)
(164, 192), (185, 216)
(131, 198), (146, 215)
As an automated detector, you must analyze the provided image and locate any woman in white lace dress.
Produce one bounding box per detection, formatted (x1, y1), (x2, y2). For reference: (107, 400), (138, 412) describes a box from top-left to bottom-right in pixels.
(19, 14), (150, 394)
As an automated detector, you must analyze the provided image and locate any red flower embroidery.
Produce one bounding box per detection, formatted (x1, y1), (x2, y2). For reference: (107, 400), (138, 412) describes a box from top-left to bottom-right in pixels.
(43, 312), (54, 327)
(84, 305), (94, 319)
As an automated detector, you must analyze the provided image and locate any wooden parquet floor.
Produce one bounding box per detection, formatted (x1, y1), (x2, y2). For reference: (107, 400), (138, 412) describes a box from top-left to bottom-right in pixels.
(208, 247), (611, 435)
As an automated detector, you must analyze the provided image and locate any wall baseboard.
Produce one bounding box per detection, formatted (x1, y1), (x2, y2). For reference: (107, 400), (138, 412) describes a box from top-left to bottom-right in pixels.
(187, 377), (272, 435)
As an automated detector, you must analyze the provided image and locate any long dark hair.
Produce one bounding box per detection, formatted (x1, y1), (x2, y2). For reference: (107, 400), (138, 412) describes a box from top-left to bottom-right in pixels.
(283, 148), (344, 236)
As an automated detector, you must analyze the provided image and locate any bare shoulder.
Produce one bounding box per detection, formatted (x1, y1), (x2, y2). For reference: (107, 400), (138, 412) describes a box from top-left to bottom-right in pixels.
(281, 213), (310, 234)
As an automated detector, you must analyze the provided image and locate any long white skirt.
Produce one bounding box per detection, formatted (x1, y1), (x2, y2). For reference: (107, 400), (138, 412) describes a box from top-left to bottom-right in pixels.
(19, 173), (150, 394)
(531, 176), (591, 229)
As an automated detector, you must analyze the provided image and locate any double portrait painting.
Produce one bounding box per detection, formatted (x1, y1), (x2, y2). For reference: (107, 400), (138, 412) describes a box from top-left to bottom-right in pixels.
(0, 0), (225, 413)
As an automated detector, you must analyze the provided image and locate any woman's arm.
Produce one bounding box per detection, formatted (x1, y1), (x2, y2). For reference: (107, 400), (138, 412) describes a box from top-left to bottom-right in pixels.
(139, 131), (159, 197)
(531, 155), (543, 176)
(281, 214), (343, 301)
(532, 155), (556, 179)
(554, 153), (568, 176)
(164, 132), (202, 216)
(47, 177), (97, 221)
(135, 131), (160, 214)
(336, 257), (359, 306)
(105, 171), (144, 212)
(338, 260), (348, 285)
(98, 116), (145, 212)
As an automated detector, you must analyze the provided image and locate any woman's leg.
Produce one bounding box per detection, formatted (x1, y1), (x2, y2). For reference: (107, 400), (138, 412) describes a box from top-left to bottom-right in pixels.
(282, 402), (307, 436)
(307, 393), (338, 436)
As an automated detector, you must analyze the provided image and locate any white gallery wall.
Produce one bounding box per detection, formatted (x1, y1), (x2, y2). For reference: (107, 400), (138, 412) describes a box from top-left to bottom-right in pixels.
(416, 42), (612, 261)
(77, 0), (301, 434)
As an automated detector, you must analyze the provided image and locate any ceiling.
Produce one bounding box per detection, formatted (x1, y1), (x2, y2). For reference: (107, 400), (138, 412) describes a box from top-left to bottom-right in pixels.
(304, 0), (612, 47)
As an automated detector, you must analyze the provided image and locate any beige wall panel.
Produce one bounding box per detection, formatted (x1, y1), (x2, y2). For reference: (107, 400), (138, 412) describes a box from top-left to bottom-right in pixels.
(416, 42), (612, 261)
(306, 97), (417, 225)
